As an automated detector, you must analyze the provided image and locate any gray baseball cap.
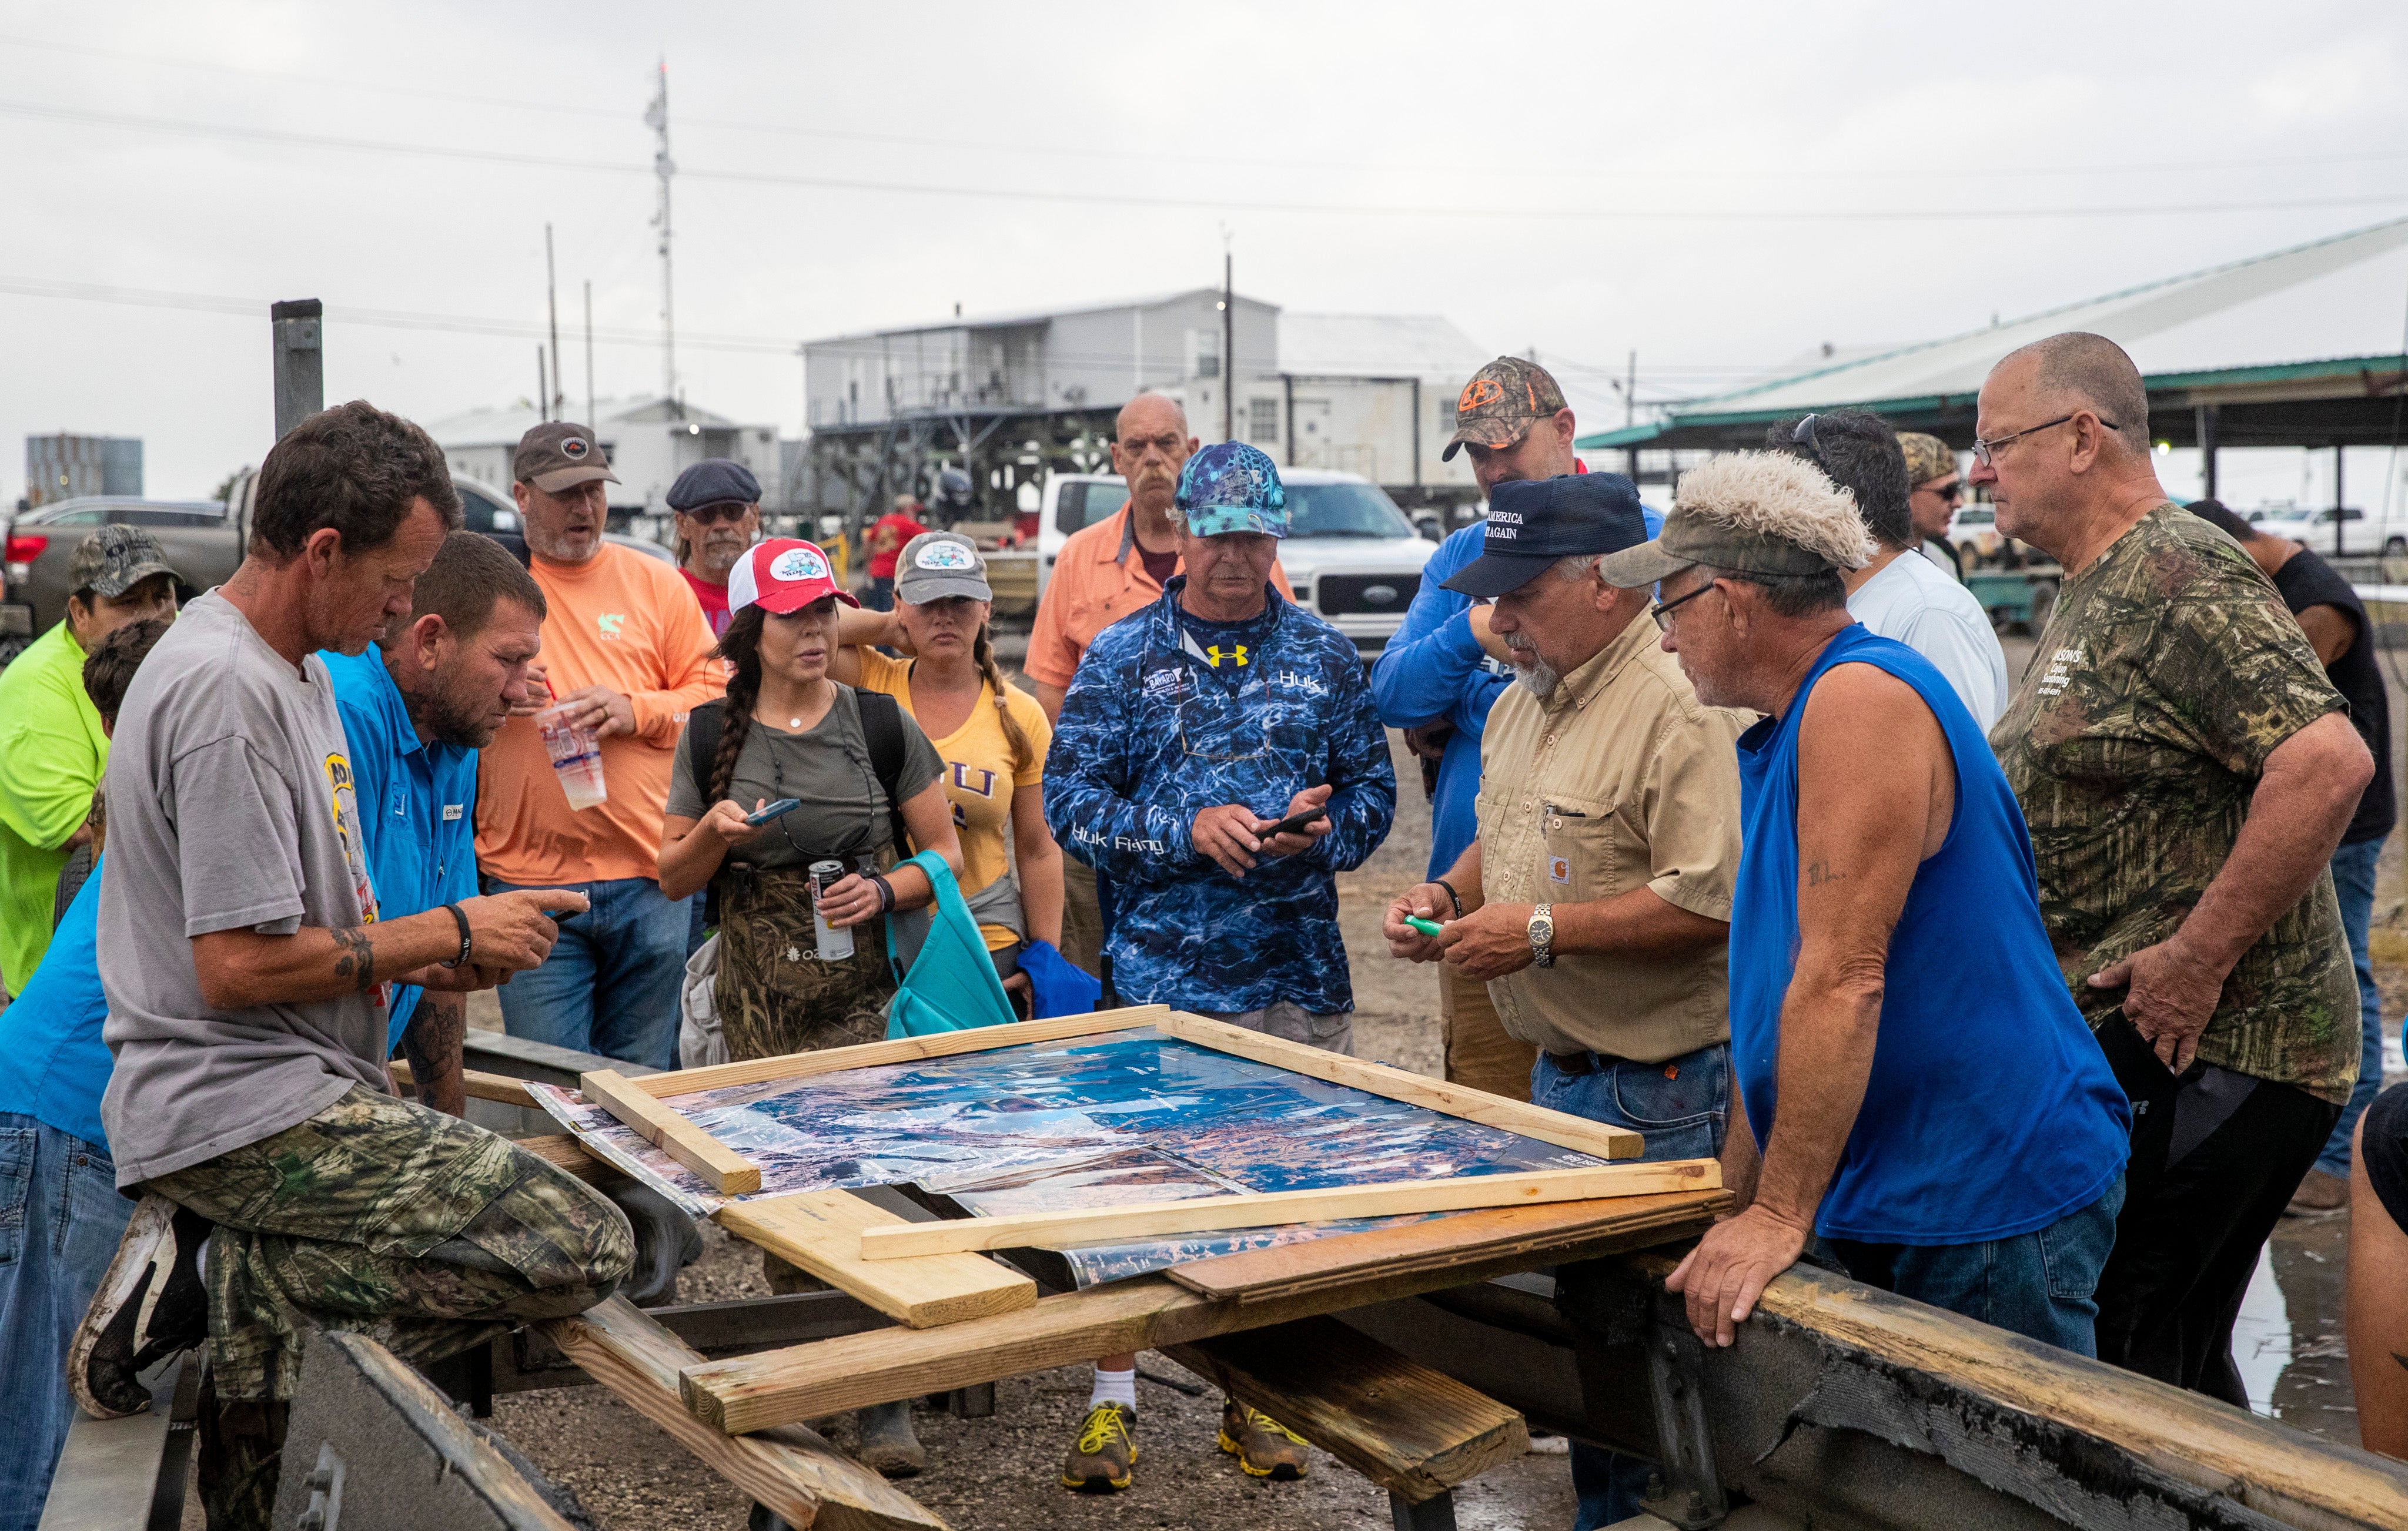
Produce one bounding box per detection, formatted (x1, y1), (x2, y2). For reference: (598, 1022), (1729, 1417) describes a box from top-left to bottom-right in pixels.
(68, 525), (182, 599)
(894, 531), (992, 604)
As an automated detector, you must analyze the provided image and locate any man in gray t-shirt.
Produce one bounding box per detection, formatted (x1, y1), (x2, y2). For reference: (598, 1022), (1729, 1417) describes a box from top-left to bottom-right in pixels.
(71, 403), (631, 1531)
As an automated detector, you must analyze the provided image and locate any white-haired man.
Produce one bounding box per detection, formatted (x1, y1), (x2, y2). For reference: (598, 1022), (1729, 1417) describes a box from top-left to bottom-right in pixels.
(1613, 450), (2129, 1367)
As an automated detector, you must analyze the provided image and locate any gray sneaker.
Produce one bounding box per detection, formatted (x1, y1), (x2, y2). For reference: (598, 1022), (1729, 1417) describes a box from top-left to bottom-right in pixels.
(69, 1194), (212, 1418)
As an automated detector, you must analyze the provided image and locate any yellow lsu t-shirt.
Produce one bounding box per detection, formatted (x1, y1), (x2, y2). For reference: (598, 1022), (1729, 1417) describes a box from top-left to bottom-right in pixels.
(854, 649), (1052, 950)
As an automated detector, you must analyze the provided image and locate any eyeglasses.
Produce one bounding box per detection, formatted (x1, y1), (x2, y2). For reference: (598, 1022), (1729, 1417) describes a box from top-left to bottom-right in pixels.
(1922, 481), (1965, 502)
(1649, 580), (1718, 633)
(1970, 414), (2118, 468)
(677, 501), (754, 526)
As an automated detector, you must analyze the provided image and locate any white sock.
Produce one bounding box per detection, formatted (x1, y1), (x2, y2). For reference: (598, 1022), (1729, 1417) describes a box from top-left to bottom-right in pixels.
(1089, 1366), (1137, 1412)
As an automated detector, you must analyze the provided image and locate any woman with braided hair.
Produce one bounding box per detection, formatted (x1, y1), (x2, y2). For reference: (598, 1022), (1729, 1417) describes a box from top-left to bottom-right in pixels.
(832, 531), (1064, 1015)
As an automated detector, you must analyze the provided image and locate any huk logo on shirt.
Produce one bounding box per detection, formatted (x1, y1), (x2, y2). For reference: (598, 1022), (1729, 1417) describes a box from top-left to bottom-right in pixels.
(597, 612), (627, 639)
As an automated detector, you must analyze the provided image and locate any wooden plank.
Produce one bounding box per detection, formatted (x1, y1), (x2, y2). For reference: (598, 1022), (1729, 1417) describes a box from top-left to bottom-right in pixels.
(1170, 1191), (1731, 1304)
(543, 1296), (948, 1531)
(628, 1006), (1172, 1099)
(715, 1190), (1036, 1329)
(389, 1061), (543, 1108)
(1155, 1011), (1644, 1160)
(514, 1132), (621, 1185)
(858, 1161), (1719, 1259)
(580, 1069), (762, 1195)
(681, 1191), (1727, 1434)
(1163, 1315), (1527, 1503)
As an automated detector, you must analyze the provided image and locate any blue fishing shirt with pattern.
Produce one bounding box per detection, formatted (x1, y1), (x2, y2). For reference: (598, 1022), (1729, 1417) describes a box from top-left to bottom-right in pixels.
(1044, 578), (1396, 1015)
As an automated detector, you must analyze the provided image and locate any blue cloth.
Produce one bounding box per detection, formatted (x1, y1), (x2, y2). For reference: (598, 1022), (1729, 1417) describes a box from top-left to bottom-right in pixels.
(0, 1111), (135, 1531)
(1827, 1177), (2125, 1356)
(2319, 836), (2388, 1177)
(1044, 578), (1395, 1015)
(0, 865), (111, 1149)
(1371, 508), (1661, 879)
(486, 874), (691, 1070)
(1019, 939), (1103, 1019)
(1730, 625), (2129, 1244)
(885, 852), (1016, 1038)
(322, 649), (480, 1054)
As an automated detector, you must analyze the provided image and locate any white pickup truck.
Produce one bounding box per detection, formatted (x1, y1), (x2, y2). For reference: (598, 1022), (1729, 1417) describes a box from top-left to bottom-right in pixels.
(2249, 505), (2407, 558)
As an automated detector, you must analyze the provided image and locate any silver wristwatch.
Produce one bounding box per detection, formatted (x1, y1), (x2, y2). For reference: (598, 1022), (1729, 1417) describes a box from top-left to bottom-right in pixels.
(1529, 904), (1556, 968)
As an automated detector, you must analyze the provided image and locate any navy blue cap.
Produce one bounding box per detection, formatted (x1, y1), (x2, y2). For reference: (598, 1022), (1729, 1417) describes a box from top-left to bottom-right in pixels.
(666, 458), (762, 511)
(1440, 474), (1649, 598)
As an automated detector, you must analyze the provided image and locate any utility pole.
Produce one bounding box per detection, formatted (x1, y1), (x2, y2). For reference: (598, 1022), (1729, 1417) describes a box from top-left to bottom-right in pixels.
(546, 224), (563, 422)
(1626, 349), (1638, 481)
(537, 347), (549, 423)
(1221, 242), (1235, 444)
(646, 62), (678, 408)
(584, 279), (596, 431)
(270, 299), (323, 440)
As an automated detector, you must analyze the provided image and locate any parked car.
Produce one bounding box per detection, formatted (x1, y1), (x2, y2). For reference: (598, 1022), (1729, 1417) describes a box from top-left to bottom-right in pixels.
(1947, 502), (2004, 564)
(1037, 467), (1436, 652)
(2249, 505), (2404, 558)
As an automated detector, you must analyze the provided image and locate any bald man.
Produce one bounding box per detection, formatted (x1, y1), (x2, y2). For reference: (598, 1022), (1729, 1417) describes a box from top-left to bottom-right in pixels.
(1983, 331), (2369, 1401)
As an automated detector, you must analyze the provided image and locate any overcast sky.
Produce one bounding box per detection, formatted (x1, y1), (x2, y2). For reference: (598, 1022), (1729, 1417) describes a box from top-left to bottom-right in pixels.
(4, 0), (2405, 505)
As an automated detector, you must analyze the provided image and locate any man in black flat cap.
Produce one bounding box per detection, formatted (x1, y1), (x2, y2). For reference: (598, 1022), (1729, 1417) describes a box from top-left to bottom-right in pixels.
(1379, 473), (1752, 1526)
(665, 458), (762, 640)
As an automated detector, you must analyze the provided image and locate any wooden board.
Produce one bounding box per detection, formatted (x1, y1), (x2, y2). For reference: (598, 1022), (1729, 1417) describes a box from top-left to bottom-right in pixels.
(515, 1132), (619, 1185)
(543, 1296), (948, 1531)
(581, 1068), (762, 1195)
(627, 1006), (1172, 1098)
(1170, 1190), (1731, 1304)
(858, 1161), (1719, 1259)
(1155, 1011), (1644, 1161)
(681, 1189), (1729, 1435)
(1163, 1315), (1526, 1503)
(716, 1190), (1036, 1329)
(389, 1062), (543, 1108)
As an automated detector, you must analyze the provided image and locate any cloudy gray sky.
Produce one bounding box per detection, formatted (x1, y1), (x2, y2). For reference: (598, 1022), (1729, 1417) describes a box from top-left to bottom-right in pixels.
(4, 0), (2405, 506)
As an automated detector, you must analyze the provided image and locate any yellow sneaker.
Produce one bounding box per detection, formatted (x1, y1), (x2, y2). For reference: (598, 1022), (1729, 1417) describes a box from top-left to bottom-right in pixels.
(1217, 1399), (1310, 1480)
(1061, 1402), (1138, 1492)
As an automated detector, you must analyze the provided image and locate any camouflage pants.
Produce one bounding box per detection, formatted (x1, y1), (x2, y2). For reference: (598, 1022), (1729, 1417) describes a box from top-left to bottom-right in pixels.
(146, 1085), (634, 1404)
(714, 865), (898, 1062)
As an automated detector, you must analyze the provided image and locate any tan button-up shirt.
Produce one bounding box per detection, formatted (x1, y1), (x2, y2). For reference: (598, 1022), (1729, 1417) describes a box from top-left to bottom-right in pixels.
(1475, 615), (1750, 1063)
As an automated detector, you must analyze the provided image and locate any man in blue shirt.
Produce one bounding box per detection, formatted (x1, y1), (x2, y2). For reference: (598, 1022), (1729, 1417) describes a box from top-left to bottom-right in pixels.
(323, 531), (547, 1115)
(1372, 356), (1660, 1103)
(0, 616), (168, 1531)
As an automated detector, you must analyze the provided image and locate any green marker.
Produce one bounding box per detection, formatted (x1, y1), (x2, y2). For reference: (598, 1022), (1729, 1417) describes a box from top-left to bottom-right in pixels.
(1405, 916), (1446, 937)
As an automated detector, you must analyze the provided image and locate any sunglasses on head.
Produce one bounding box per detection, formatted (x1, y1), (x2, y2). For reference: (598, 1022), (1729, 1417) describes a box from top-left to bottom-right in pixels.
(678, 501), (753, 527)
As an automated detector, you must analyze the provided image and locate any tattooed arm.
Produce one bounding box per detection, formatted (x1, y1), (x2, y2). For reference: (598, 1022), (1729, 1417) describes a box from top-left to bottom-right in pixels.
(399, 991), (468, 1118)
(189, 889), (590, 1011)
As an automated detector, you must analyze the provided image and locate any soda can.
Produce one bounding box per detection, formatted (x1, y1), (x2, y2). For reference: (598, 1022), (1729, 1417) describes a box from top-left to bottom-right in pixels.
(808, 859), (855, 961)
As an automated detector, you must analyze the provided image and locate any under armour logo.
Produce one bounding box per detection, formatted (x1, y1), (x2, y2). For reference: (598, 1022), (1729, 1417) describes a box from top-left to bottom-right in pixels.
(1202, 644), (1249, 668)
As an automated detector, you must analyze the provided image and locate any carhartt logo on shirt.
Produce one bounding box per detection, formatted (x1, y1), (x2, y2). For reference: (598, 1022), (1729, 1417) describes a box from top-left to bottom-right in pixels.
(598, 613), (627, 639)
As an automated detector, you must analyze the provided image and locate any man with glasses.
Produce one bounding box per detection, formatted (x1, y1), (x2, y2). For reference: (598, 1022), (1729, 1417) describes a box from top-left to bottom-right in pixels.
(1981, 331), (2369, 1403)
(666, 458), (762, 639)
(1772, 411), (2008, 727)
(1898, 433), (1968, 578)
(1044, 442), (1393, 1492)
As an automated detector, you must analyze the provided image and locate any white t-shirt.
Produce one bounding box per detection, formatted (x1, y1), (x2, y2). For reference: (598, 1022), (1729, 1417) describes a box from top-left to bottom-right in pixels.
(1845, 551), (2011, 729)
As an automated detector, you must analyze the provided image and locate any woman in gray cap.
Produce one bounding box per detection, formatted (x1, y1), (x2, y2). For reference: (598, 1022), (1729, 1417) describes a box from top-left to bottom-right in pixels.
(833, 531), (1064, 1006)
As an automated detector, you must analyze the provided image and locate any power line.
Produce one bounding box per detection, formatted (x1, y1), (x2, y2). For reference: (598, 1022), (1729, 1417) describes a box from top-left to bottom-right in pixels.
(6, 98), (2407, 224)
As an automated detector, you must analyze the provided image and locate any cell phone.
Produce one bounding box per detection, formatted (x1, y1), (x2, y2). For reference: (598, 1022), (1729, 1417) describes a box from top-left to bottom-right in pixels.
(744, 798), (802, 826)
(1260, 806), (1330, 840)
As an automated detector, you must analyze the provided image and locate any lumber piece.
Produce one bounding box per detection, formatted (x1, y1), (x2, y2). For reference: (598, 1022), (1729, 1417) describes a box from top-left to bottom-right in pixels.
(858, 1161), (1719, 1259)
(389, 1061), (543, 1108)
(1170, 1190), (1731, 1304)
(580, 1068), (762, 1195)
(1156, 1011), (1643, 1160)
(628, 1005), (1172, 1098)
(716, 1190), (1036, 1329)
(544, 1296), (947, 1531)
(1163, 1315), (1526, 1502)
(514, 1132), (622, 1186)
(681, 1188), (1727, 1434)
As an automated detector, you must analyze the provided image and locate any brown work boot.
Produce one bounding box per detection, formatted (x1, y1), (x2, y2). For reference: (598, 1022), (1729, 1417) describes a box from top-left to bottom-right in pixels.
(2286, 1167), (2350, 1218)
(1218, 1398), (1310, 1480)
(1060, 1402), (1138, 1492)
(854, 1400), (925, 1478)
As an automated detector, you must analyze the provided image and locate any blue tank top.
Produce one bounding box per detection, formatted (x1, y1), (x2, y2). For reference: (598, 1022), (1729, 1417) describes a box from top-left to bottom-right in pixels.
(1731, 625), (2129, 1244)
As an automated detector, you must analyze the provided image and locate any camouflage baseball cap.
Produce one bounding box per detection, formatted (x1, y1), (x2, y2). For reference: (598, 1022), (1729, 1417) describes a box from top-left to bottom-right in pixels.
(1442, 357), (1570, 461)
(1898, 433), (1958, 487)
(513, 421), (620, 494)
(68, 525), (181, 600)
(1598, 452), (1872, 589)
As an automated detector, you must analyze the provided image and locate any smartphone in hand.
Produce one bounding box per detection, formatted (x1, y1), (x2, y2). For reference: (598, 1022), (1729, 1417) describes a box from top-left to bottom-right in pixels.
(745, 798), (803, 826)
(1260, 806), (1330, 840)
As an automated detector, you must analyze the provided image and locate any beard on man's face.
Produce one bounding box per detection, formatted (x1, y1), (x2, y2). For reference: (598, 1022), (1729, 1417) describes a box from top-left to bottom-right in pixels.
(1504, 632), (1559, 699)
(423, 672), (506, 749)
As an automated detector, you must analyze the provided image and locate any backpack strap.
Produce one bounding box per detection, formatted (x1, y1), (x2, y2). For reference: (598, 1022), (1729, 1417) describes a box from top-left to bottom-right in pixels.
(685, 699), (728, 931)
(855, 689), (908, 839)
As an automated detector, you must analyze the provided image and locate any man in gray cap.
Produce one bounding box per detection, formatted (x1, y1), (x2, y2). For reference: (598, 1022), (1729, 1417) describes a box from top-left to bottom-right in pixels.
(665, 458), (761, 639)
(0, 526), (181, 996)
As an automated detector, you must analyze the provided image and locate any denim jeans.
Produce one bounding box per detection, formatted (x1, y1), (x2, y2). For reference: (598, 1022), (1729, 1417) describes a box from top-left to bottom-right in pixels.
(0, 1112), (136, 1531)
(2317, 836), (2388, 1178)
(1533, 1042), (1729, 1531)
(1827, 1175), (2125, 1358)
(487, 875), (693, 1070)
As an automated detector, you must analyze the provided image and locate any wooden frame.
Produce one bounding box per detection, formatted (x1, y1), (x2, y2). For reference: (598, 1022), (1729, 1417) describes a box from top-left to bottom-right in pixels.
(580, 1069), (762, 1195)
(716, 1190), (1036, 1328)
(856, 1161), (1719, 1259)
(621, 1005), (1173, 1098)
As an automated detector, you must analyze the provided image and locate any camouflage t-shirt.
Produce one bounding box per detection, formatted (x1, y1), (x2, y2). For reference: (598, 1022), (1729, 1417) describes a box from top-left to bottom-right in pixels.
(1990, 502), (2359, 1104)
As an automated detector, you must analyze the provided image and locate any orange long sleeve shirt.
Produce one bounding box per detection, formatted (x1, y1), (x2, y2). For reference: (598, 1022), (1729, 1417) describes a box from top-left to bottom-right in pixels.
(476, 544), (724, 887)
